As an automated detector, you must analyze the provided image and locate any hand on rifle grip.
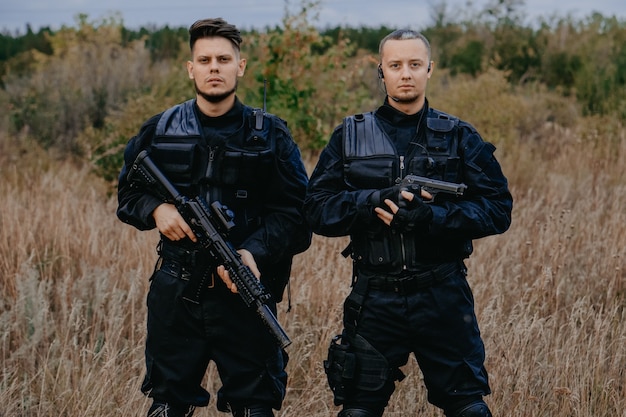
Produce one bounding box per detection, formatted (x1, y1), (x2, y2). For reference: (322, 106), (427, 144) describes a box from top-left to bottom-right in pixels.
(153, 203), (197, 242)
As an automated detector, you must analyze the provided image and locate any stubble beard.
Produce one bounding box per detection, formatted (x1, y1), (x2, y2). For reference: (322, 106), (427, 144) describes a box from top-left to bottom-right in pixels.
(392, 91), (420, 104)
(195, 79), (238, 104)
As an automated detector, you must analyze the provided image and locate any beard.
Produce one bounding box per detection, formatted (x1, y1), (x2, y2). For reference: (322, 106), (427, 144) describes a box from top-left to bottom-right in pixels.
(390, 91), (420, 104)
(195, 79), (238, 103)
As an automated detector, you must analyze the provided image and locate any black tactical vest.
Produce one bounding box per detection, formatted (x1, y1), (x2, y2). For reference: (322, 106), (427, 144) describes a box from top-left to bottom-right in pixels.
(149, 99), (275, 245)
(342, 108), (465, 271)
(342, 108), (461, 187)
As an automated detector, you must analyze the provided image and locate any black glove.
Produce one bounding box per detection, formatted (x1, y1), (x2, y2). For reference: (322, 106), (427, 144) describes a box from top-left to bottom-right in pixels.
(368, 185), (402, 208)
(390, 193), (433, 232)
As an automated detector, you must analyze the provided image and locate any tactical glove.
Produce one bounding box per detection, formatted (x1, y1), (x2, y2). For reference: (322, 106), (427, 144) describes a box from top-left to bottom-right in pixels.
(390, 193), (433, 232)
(368, 185), (402, 208)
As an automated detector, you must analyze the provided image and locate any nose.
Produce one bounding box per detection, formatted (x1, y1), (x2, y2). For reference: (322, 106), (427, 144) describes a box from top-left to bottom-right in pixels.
(400, 65), (412, 78)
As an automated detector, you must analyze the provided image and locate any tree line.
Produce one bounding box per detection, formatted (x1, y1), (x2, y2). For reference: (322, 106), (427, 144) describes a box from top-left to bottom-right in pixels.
(1, 2), (625, 183)
(3, 6), (626, 118)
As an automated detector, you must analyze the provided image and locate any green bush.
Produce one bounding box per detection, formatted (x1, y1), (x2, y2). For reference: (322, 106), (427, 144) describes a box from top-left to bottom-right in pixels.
(3, 21), (168, 154)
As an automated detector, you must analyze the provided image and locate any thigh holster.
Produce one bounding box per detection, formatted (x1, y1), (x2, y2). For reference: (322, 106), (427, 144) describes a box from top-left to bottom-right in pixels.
(324, 332), (392, 406)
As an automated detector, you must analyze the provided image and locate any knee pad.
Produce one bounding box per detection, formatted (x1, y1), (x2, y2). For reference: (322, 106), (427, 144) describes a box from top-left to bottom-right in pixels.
(147, 402), (195, 417)
(450, 400), (492, 417)
(231, 405), (274, 417)
(338, 408), (381, 417)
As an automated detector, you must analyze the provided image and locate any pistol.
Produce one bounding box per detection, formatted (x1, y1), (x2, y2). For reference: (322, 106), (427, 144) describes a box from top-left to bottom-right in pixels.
(399, 175), (467, 202)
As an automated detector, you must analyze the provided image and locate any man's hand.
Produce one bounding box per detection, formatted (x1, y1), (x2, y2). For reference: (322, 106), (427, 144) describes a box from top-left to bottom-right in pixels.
(375, 189), (433, 231)
(368, 185), (402, 208)
(153, 203), (197, 242)
(216, 249), (260, 293)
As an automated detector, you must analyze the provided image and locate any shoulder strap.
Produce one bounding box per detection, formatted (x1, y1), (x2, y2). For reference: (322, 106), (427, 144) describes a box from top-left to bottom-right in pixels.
(342, 112), (395, 160)
(426, 108), (461, 181)
(156, 99), (199, 137)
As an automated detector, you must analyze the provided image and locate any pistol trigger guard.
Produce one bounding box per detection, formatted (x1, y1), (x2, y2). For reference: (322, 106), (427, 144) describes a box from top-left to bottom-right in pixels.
(421, 186), (435, 203)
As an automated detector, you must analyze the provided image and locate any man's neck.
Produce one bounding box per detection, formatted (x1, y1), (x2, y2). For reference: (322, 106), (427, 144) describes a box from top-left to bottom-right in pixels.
(196, 94), (237, 117)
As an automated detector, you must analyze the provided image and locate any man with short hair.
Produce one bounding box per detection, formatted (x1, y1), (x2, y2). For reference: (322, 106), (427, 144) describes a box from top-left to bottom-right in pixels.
(305, 29), (513, 417)
(117, 18), (311, 417)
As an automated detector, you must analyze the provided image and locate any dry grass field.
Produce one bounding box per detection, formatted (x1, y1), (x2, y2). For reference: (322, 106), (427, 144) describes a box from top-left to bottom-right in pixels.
(0, 116), (624, 416)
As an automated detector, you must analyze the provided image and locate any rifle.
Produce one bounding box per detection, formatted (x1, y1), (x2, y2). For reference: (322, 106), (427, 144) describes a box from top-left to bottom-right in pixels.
(128, 150), (292, 349)
(399, 175), (467, 202)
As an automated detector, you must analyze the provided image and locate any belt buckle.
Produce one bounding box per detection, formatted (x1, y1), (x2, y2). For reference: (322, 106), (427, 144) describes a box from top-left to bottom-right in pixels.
(397, 275), (421, 294)
(394, 277), (411, 293)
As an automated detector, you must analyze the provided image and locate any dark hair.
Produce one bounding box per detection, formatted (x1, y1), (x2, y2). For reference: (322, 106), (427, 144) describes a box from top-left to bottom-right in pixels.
(188, 18), (242, 52)
(378, 29), (431, 61)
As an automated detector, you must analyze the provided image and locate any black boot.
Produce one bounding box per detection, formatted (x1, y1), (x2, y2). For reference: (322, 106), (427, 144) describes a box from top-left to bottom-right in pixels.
(147, 402), (195, 417)
(231, 405), (274, 417)
(338, 408), (380, 417)
(449, 400), (492, 417)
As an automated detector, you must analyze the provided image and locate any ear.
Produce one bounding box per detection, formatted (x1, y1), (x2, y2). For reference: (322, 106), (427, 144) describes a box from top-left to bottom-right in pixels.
(427, 61), (434, 78)
(186, 60), (194, 79)
(238, 58), (247, 77)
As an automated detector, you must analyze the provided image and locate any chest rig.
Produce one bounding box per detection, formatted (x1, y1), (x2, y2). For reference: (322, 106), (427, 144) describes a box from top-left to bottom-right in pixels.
(341, 108), (463, 272)
(149, 99), (275, 245)
(342, 108), (461, 189)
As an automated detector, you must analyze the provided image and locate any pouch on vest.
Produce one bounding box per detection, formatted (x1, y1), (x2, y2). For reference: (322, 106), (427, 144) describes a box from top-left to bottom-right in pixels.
(344, 158), (396, 189)
(406, 113), (460, 182)
(149, 140), (206, 189)
(351, 228), (402, 270)
(219, 148), (274, 186)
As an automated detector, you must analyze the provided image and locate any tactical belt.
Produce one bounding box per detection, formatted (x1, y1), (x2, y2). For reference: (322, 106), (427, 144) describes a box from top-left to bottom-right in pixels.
(156, 240), (216, 300)
(157, 258), (192, 281)
(366, 261), (459, 294)
(157, 240), (202, 266)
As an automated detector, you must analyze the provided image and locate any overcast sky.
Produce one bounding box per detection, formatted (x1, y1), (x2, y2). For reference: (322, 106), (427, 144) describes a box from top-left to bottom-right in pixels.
(1, 0), (625, 34)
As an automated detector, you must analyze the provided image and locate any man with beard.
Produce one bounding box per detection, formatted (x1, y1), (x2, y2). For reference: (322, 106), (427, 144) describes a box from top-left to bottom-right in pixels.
(117, 18), (311, 417)
(304, 30), (512, 417)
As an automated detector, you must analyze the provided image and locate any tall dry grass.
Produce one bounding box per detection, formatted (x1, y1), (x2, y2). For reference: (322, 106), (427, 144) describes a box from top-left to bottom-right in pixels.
(1, 117), (625, 417)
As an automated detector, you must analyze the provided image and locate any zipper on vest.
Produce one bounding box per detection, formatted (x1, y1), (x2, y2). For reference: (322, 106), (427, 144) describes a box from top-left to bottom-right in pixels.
(205, 147), (216, 178)
(204, 146), (218, 202)
(398, 155), (408, 270)
(400, 233), (408, 270)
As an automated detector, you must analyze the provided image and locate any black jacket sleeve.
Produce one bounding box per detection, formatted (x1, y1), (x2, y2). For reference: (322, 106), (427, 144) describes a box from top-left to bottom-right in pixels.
(116, 113), (164, 231)
(304, 126), (379, 237)
(428, 121), (513, 239)
(239, 119), (312, 264)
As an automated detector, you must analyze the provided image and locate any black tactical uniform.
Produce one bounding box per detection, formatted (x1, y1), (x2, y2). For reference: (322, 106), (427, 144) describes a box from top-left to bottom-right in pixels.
(304, 99), (512, 417)
(117, 98), (311, 416)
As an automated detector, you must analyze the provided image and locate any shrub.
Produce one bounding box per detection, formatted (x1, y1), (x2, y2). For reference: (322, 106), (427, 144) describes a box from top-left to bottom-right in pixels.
(3, 20), (169, 154)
